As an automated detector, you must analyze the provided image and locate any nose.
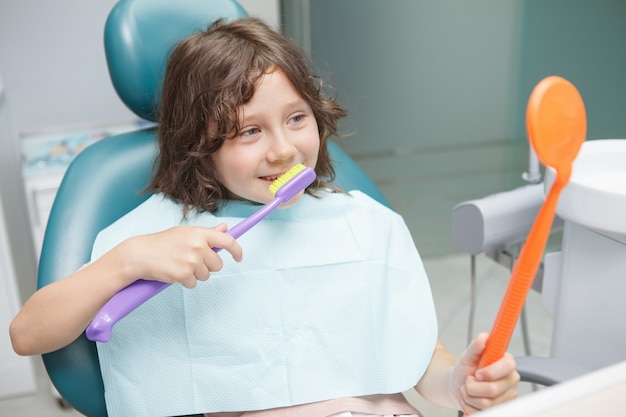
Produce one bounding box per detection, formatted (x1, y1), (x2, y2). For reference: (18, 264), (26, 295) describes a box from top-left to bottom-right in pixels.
(266, 129), (297, 163)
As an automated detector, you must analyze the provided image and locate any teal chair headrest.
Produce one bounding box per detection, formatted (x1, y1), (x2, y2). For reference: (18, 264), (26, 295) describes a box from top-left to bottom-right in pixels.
(104, 0), (247, 121)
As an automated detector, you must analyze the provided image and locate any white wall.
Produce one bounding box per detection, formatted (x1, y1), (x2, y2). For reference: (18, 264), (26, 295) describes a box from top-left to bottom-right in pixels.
(0, 0), (279, 132)
(0, 0), (132, 132)
(239, 0), (280, 29)
(0, 75), (38, 302)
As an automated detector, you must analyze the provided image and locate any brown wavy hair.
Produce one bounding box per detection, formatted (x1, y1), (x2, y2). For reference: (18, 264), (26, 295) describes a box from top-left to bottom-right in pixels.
(148, 17), (347, 214)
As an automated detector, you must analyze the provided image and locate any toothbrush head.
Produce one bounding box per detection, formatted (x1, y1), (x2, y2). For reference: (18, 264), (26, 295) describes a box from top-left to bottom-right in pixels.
(269, 164), (316, 202)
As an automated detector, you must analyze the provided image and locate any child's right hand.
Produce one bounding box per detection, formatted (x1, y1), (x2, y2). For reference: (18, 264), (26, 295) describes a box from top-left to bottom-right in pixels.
(121, 224), (243, 288)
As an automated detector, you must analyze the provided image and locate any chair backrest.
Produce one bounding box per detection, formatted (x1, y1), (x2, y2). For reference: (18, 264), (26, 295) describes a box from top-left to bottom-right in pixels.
(38, 1), (389, 416)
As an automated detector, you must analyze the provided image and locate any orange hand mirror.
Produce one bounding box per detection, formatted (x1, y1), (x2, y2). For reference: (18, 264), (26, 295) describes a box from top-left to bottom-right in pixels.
(478, 76), (587, 368)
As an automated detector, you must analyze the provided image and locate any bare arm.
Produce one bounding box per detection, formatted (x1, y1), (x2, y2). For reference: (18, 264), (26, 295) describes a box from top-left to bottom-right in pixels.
(10, 225), (242, 356)
(415, 335), (520, 414)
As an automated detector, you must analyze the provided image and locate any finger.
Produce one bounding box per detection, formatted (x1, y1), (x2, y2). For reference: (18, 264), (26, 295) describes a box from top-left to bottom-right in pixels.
(459, 382), (485, 415)
(460, 332), (489, 368)
(180, 274), (199, 289)
(202, 248), (224, 274)
(471, 332), (489, 356)
(193, 262), (211, 282)
(462, 373), (519, 413)
(206, 225), (243, 262)
(464, 387), (519, 413)
(466, 369), (519, 398)
(475, 352), (518, 382)
(211, 223), (228, 233)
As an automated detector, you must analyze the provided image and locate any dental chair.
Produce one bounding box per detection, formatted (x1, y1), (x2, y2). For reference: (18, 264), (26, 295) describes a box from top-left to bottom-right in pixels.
(37, 1), (390, 416)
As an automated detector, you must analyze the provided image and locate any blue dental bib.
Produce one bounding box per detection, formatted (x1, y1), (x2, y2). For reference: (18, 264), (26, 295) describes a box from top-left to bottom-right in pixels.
(92, 191), (437, 417)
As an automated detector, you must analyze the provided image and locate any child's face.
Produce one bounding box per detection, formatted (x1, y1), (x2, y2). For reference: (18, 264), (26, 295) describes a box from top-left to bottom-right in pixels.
(212, 68), (320, 205)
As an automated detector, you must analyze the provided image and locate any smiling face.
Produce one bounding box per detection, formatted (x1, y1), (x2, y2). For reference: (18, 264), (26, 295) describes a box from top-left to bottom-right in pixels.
(211, 68), (320, 205)
(152, 18), (347, 215)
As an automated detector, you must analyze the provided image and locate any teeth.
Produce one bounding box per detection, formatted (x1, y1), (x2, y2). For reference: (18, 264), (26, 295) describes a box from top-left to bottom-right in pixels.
(263, 173), (285, 181)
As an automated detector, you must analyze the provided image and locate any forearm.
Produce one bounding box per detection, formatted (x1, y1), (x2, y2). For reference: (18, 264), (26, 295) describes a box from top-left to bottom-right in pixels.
(10, 225), (242, 356)
(10, 242), (137, 356)
(414, 339), (461, 410)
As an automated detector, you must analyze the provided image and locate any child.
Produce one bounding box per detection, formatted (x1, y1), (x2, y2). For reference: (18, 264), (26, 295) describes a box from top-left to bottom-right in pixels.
(11, 17), (519, 417)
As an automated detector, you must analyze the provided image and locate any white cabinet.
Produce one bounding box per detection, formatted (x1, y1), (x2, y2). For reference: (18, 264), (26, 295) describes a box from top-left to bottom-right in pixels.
(23, 173), (65, 260)
(0, 193), (36, 399)
(20, 123), (148, 258)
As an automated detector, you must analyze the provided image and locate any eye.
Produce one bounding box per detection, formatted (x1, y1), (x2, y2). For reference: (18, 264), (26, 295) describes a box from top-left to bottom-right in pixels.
(240, 127), (260, 137)
(288, 114), (305, 124)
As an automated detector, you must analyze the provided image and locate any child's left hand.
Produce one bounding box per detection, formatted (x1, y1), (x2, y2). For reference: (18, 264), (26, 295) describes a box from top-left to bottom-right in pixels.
(452, 332), (520, 414)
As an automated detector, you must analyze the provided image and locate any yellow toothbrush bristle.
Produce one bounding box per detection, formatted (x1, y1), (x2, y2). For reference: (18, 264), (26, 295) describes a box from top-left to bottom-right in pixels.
(269, 164), (306, 195)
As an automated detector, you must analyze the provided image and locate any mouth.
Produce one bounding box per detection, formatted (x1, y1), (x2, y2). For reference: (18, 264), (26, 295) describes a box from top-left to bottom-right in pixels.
(259, 174), (282, 182)
(259, 168), (296, 183)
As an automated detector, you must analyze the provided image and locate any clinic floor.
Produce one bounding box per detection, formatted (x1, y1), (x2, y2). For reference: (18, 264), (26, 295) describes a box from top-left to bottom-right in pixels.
(1, 253), (552, 417)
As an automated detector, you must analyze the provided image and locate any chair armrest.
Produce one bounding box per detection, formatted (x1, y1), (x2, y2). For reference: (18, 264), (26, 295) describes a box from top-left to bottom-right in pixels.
(516, 355), (591, 386)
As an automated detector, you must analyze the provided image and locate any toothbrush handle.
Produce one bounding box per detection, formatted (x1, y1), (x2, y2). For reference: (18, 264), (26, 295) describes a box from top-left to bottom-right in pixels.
(85, 198), (281, 343)
(85, 279), (170, 342)
(479, 176), (566, 368)
(223, 199), (280, 240)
